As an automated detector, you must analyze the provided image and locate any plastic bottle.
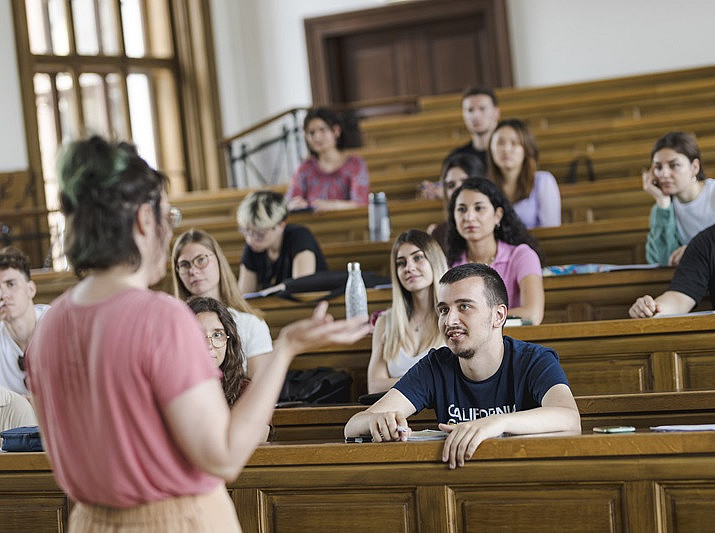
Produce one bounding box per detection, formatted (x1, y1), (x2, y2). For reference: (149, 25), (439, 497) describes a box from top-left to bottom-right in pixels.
(368, 192), (391, 242)
(345, 262), (368, 320)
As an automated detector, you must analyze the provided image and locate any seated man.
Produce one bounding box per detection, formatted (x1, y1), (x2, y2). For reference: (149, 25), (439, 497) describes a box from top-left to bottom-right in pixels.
(344, 263), (580, 469)
(420, 87), (500, 199)
(0, 247), (49, 395)
(0, 384), (37, 434)
(630, 224), (715, 318)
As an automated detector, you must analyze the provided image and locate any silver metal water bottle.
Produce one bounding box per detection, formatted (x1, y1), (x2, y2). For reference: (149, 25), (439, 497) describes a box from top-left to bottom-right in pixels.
(345, 262), (368, 320)
(368, 192), (391, 242)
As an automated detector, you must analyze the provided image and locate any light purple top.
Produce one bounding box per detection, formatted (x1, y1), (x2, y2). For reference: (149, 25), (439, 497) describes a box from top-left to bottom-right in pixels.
(455, 241), (542, 308)
(513, 170), (561, 229)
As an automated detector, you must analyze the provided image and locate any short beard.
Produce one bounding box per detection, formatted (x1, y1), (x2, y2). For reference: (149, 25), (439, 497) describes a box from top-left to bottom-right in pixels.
(455, 349), (475, 360)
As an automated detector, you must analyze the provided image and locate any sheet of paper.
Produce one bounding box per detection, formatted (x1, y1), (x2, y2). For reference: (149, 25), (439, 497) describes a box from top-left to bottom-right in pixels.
(408, 429), (448, 441)
(650, 424), (715, 432)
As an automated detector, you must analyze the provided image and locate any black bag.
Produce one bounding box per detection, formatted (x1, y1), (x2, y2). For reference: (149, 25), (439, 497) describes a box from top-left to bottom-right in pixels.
(278, 270), (390, 301)
(0, 426), (43, 452)
(566, 155), (595, 183)
(279, 367), (352, 404)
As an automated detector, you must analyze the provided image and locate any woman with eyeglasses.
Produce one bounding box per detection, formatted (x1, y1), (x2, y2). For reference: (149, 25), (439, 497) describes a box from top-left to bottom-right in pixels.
(24, 136), (369, 531)
(186, 296), (248, 406)
(237, 190), (328, 295)
(172, 229), (272, 376)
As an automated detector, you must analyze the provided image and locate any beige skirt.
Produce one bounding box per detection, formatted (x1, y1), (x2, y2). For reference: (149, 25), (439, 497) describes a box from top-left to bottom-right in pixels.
(69, 483), (241, 532)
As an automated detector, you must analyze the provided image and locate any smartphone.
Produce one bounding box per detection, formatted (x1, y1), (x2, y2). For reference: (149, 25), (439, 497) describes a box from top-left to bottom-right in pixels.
(345, 435), (373, 443)
(592, 425), (636, 433)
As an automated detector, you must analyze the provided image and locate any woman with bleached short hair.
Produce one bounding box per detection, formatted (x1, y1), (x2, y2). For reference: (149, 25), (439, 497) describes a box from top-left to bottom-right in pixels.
(236, 190), (327, 295)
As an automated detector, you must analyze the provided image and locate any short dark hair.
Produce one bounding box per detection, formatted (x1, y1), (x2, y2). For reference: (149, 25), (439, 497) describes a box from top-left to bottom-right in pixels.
(303, 107), (344, 157)
(462, 87), (498, 107)
(440, 263), (508, 308)
(651, 131), (706, 181)
(0, 246), (32, 281)
(57, 136), (167, 276)
(187, 296), (247, 407)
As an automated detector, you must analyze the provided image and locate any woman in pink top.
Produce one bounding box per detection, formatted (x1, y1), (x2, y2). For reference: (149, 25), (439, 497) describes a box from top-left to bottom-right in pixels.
(447, 178), (545, 325)
(25, 136), (368, 532)
(287, 107), (369, 212)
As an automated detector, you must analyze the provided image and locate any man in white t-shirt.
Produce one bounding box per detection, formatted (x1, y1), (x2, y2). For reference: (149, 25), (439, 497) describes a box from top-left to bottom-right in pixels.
(0, 247), (49, 395)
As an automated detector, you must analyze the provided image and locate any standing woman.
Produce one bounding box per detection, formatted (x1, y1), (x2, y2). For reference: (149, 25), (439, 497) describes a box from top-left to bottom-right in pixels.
(287, 107), (370, 212)
(25, 136), (368, 531)
(367, 230), (448, 394)
(488, 118), (561, 228)
(172, 229), (272, 376)
(237, 190), (328, 295)
(447, 177), (545, 325)
(644, 131), (715, 266)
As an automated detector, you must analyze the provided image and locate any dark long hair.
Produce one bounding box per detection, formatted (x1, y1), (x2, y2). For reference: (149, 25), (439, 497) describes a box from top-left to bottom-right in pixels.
(187, 296), (248, 407)
(446, 177), (544, 266)
(488, 119), (539, 202)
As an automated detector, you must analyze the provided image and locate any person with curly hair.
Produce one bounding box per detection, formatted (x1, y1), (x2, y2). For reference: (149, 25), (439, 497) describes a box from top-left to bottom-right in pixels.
(447, 177), (545, 325)
(187, 296), (248, 407)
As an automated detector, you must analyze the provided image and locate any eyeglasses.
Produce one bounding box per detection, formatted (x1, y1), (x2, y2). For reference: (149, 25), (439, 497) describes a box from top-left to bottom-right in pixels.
(205, 330), (229, 349)
(168, 207), (182, 229)
(176, 253), (214, 274)
(148, 196), (182, 229)
(239, 226), (273, 240)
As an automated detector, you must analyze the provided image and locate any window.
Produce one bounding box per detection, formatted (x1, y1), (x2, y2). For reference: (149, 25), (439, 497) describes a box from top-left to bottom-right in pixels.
(12, 0), (223, 268)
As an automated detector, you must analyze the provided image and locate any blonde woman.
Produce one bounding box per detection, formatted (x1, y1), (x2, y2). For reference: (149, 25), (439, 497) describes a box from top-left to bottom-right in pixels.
(367, 230), (448, 394)
(172, 229), (272, 376)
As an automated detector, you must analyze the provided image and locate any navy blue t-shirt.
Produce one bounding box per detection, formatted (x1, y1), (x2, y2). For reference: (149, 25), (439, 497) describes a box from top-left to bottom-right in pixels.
(394, 336), (570, 424)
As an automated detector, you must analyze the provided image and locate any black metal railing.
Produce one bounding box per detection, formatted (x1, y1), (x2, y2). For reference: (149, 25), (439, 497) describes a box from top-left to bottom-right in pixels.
(220, 107), (309, 189)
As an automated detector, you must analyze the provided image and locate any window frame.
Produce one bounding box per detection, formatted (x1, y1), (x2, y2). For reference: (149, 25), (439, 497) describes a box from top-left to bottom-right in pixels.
(11, 0), (225, 214)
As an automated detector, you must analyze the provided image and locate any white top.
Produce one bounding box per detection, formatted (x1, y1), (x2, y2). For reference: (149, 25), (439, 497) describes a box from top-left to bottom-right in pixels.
(387, 347), (433, 379)
(674, 178), (715, 242)
(0, 304), (50, 394)
(227, 307), (273, 371)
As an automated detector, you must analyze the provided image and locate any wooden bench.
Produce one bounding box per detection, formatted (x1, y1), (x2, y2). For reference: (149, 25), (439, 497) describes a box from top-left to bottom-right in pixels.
(289, 313), (715, 401)
(4, 430), (715, 531)
(251, 267), (682, 337)
(269, 390), (715, 441)
(356, 133), (715, 183)
(33, 213), (656, 306)
(363, 89), (715, 150)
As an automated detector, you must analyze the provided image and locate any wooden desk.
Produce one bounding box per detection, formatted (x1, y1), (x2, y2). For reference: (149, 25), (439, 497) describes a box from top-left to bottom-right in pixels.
(4, 431), (715, 532)
(251, 267), (679, 338)
(232, 431), (715, 532)
(291, 314), (715, 401)
(270, 390), (715, 442)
